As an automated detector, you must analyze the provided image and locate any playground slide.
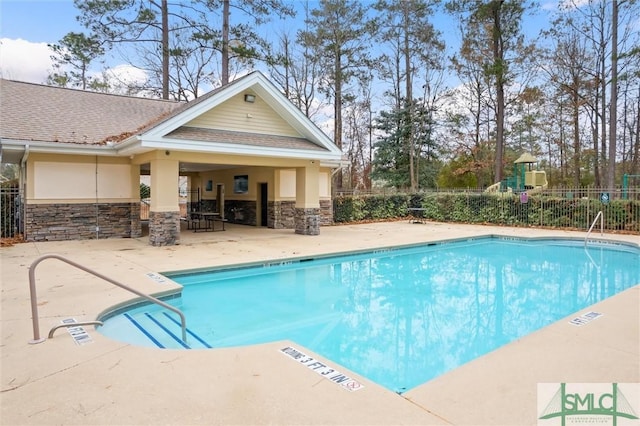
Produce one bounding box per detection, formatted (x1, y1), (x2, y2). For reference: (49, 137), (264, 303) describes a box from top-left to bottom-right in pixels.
(485, 182), (508, 193)
(484, 181), (547, 194)
(526, 183), (548, 194)
(485, 182), (500, 192)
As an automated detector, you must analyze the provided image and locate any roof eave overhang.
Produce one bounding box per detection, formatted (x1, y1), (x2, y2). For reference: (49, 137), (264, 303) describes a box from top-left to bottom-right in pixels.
(115, 135), (145, 156)
(2, 137), (345, 168)
(137, 137), (343, 162)
(1, 138), (119, 162)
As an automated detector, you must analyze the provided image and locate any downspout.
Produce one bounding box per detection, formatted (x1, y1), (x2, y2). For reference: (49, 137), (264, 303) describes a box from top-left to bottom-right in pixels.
(20, 145), (29, 240)
(331, 161), (347, 197)
(95, 155), (99, 239)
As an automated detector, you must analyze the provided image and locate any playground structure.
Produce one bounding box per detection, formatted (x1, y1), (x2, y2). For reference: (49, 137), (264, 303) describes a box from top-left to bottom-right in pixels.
(485, 153), (548, 194)
(622, 174), (640, 200)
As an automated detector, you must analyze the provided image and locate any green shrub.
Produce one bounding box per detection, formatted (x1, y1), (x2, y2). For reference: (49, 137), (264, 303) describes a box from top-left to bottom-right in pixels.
(332, 191), (640, 232)
(140, 182), (150, 199)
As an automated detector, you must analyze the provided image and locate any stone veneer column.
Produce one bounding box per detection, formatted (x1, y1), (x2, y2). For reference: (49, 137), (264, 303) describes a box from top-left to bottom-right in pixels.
(294, 207), (320, 235)
(295, 164), (321, 236)
(129, 202), (142, 238)
(148, 211), (180, 246)
(271, 200), (296, 229)
(148, 155), (180, 246)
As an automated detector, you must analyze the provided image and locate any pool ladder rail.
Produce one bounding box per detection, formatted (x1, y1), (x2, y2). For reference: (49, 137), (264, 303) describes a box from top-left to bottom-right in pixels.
(584, 210), (604, 246)
(27, 253), (188, 345)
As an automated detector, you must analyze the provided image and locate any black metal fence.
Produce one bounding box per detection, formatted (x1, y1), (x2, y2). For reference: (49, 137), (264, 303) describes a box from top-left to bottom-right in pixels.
(3, 186), (639, 239)
(1, 186), (21, 238)
(333, 187), (640, 234)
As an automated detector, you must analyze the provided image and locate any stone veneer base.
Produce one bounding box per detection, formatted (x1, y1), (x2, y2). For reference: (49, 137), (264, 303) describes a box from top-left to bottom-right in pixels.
(25, 202), (141, 242)
(294, 207), (320, 235)
(149, 211), (181, 246)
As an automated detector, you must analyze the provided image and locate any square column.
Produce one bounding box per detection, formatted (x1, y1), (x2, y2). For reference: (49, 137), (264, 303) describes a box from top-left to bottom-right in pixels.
(130, 164), (142, 237)
(295, 163), (320, 235)
(148, 156), (180, 246)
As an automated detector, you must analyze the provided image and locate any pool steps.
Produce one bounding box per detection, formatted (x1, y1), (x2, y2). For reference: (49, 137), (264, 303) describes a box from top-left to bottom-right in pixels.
(121, 311), (212, 349)
(27, 253), (187, 345)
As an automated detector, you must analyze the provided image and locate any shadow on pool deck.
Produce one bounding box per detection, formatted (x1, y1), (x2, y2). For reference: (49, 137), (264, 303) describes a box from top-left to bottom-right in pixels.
(1, 221), (638, 425)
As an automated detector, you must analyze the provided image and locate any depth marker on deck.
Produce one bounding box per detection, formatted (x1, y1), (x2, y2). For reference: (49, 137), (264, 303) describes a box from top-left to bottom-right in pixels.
(569, 311), (603, 326)
(62, 318), (94, 345)
(280, 346), (364, 392)
(146, 272), (167, 284)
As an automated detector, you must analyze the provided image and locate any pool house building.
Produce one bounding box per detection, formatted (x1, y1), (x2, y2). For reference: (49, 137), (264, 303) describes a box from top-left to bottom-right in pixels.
(0, 72), (344, 245)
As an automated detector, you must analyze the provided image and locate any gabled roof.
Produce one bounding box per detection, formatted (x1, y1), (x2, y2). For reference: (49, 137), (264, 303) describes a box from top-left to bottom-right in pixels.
(0, 79), (181, 145)
(1, 72), (342, 164)
(118, 71), (341, 159)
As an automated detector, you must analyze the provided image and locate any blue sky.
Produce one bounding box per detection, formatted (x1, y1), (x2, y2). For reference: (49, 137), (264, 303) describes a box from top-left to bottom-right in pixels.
(0, 0), (557, 86)
(1, 0), (82, 42)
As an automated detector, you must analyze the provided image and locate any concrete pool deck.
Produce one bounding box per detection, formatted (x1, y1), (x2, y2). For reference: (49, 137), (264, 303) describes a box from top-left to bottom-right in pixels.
(1, 221), (638, 425)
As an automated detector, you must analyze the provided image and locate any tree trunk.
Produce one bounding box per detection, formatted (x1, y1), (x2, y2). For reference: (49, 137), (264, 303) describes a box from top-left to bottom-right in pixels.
(333, 48), (343, 190)
(161, 0), (169, 99)
(492, 2), (505, 183)
(607, 0), (618, 190)
(598, 32), (607, 187)
(572, 90), (581, 187)
(404, 21), (416, 192)
(635, 86), (640, 174)
(221, 0), (230, 86)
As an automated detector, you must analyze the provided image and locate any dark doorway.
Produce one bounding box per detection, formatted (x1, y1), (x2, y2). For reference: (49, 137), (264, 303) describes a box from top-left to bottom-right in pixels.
(259, 183), (268, 227)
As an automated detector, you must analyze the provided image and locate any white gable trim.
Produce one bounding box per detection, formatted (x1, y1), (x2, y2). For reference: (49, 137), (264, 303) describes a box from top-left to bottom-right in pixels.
(139, 72), (341, 157)
(135, 137), (343, 162)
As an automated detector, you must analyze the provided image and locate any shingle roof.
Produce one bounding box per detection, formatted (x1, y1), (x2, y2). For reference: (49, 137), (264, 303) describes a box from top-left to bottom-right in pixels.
(0, 79), (182, 145)
(166, 127), (327, 151)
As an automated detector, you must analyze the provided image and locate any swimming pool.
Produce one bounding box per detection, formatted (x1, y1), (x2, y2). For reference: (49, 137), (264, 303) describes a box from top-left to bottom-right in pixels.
(98, 236), (640, 393)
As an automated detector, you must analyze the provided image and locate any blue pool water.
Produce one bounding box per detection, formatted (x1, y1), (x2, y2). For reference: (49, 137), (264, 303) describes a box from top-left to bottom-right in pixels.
(99, 237), (640, 393)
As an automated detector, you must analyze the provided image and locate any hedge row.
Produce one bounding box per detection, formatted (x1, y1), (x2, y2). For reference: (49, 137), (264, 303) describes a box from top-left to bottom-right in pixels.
(333, 192), (640, 233)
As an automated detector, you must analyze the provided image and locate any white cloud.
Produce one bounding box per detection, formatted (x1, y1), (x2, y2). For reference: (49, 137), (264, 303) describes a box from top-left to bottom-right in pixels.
(557, 0), (591, 10)
(103, 64), (148, 87)
(0, 38), (151, 96)
(0, 38), (54, 83)
(541, 0), (591, 12)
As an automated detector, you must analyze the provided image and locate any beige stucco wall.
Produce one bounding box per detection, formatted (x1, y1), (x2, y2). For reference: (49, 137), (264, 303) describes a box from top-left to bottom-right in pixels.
(195, 166), (273, 201)
(134, 151), (316, 169)
(319, 171), (330, 198)
(277, 169), (330, 200)
(25, 150), (332, 209)
(279, 170), (296, 198)
(27, 154), (138, 204)
(184, 91), (301, 137)
(191, 166), (332, 203)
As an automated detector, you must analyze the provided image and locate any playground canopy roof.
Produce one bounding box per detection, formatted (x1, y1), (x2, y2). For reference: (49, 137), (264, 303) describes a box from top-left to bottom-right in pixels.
(514, 153), (538, 164)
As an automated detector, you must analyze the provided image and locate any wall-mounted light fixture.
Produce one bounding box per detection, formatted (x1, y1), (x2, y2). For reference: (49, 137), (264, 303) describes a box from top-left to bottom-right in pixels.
(244, 94), (256, 103)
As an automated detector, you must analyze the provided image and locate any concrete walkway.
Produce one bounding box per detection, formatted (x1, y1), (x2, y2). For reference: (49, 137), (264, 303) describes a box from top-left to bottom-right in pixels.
(1, 221), (638, 425)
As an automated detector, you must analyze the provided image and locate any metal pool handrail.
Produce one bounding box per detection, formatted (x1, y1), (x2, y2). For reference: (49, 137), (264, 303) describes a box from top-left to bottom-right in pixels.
(585, 210), (604, 246)
(28, 254), (187, 344)
(48, 320), (104, 338)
